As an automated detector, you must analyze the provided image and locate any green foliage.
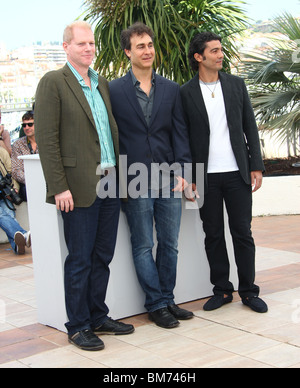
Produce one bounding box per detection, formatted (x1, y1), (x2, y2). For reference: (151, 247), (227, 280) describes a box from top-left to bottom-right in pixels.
(241, 13), (300, 155)
(82, 0), (248, 84)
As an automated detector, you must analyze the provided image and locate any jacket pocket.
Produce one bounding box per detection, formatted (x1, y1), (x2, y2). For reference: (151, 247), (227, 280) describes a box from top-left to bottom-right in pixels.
(62, 156), (77, 167)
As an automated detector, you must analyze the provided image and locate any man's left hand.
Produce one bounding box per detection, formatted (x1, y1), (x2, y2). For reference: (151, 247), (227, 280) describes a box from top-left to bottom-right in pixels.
(251, 171), (263, 193)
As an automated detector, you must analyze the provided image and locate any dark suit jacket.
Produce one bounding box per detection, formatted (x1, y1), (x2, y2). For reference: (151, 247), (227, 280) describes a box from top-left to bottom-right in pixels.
(109, 72), (192, 186)
(35, 64), (119, 207)
(180, 72), (264, 188)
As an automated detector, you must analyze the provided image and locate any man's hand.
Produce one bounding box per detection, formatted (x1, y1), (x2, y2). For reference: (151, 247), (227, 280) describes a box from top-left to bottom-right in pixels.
(184, 183), (200, 202)
(173, 176), (189, 193)
(251, 171), (263, 193)
(173, 177), (200, 202)
(55, 190), (74, 213)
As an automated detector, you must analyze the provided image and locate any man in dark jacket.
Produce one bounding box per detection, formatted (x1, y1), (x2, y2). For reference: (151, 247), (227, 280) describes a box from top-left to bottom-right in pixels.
(181, 32), (268, 314)
(110, 23), (194, 329)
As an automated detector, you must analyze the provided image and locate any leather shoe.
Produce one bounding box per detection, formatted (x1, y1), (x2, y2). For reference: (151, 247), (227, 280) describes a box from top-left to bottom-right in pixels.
(203, 294), (233, 311)
(68, 329), (105, 351)
(93, 318), (135, 335)
(149, 307), (180, 329)
(242, 296), (268, 313)
(168, 304), (194, 320)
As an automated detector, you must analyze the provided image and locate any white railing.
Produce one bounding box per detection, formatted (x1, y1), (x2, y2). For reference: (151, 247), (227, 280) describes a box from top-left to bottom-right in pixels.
(0, 102), (32, 113)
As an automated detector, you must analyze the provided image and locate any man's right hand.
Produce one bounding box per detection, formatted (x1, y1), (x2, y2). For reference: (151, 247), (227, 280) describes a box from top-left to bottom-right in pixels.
(55, 190), (74, 213)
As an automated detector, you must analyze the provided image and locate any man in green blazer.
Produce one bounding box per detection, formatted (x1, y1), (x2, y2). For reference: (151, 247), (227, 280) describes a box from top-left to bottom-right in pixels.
(35, 21), (134, 351)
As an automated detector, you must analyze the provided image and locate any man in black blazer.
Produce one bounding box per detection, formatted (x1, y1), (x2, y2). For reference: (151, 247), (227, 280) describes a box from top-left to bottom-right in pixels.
(181, 32), (268, 313)
(110, 23), (194, 329)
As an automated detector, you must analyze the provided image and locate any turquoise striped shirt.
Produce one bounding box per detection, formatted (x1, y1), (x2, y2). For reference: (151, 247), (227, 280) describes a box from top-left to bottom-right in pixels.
(67, 62), (116, 169)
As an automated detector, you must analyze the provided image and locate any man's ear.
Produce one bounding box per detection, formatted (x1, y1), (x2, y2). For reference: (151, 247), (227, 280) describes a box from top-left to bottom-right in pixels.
(63, 42), (69, 54)
(194, 53), (203, 64)
(124, 49), (131, 60)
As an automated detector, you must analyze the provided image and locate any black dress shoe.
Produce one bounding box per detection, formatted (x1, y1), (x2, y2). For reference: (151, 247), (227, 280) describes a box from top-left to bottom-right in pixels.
(93, 318), (135, 335)
(168, 304), (194, 320)
(68, 329), (105, 351)
(149, 307), (180, 329)
(203, 294), (233, 311)
(242, 296), (268, 313)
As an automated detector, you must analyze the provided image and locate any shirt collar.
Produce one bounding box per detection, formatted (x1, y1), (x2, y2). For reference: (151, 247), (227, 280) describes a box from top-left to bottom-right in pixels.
(67, 61), (99, 86)
(129, 68), (155, 87)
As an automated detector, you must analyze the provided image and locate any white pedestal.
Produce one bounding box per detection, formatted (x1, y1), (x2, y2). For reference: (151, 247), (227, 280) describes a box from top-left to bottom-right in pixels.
(22, 155), (238, 333)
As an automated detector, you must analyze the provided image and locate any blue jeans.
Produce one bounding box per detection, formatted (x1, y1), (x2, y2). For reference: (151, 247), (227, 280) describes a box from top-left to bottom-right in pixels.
(61, 196), (120, 336)
(0, 200), (26, 252)
(122, 188), (182, 312)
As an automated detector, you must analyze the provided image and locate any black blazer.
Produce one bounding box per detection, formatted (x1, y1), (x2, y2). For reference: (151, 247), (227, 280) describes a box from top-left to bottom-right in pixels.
(109, 72), (192, 182)
(180, 72), (264, 187)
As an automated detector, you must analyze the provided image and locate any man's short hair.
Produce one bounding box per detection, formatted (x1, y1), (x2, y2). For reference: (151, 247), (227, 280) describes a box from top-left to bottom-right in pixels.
(121, 22), (154, 56)
(22, 111), (34, 122)
(63, 20), (93, 44)
(188, 32), (222, 72)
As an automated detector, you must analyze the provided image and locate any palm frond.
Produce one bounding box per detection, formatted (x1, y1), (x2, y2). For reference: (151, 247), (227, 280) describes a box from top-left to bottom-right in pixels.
(240, 13), (300, 155)
(82, 0), (248, 84)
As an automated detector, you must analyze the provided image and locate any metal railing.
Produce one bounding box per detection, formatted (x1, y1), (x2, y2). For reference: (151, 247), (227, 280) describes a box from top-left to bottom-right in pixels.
(0, 102), (33, 113)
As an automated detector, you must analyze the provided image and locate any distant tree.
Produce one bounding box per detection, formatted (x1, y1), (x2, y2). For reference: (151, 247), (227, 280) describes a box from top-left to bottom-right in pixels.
(241, 13), (300, 156)
(82, 0), (248, 84)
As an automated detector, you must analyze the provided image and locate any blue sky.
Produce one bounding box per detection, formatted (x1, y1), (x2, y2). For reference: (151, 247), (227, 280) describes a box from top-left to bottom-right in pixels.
(1, 0), (299, 50)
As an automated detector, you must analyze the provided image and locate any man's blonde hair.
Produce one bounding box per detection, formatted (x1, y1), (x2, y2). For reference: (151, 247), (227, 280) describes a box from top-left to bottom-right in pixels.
(63, 21), (93, 44)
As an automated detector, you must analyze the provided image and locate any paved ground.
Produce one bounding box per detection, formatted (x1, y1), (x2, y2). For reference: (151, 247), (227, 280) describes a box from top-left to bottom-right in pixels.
(0, 215), (299, 368)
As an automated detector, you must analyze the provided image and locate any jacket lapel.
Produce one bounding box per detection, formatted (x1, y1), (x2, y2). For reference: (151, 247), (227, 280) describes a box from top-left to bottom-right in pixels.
(97, 77), (111, 109)
(219, 72), (232, 119)
(188, 74), (209, 129)
(62, 64), (96, 129)
(149, 74), (164, 127)
(122, 73), (148, 128)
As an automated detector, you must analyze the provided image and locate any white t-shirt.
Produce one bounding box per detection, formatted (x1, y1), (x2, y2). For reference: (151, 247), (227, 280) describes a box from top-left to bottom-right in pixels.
(199, 80), (239, 174)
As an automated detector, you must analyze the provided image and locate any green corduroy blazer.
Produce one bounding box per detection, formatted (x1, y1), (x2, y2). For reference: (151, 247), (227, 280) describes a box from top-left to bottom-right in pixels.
(35, 64), (119, 207)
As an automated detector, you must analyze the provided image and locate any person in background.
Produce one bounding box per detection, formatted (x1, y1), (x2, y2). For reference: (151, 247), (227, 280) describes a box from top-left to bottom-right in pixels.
(0, 146), (31, 254)
(0, 107), (12, 156)
(11, 111), (38, 201)
(18, 104), (35, 138)
(181, 32), (268, 314)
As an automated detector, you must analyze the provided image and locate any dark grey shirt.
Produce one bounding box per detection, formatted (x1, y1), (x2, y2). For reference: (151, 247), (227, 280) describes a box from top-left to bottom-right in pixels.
(129, 69), (155, 127)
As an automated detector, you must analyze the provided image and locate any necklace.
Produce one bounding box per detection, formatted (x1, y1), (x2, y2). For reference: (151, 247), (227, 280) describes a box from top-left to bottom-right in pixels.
(200, 79), (219, 98)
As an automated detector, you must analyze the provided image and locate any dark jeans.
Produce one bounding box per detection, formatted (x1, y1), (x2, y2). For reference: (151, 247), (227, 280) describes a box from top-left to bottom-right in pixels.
(122, 187), (182, 312)
(200, 171), (260, 299)
(62, 196), (120, 336)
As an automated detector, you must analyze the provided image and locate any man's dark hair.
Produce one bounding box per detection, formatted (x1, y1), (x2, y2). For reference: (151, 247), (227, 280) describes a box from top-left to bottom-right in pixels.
(22, 110), (34, 121)
(188, 32), (222, 72)
(121, 22), (155, 58)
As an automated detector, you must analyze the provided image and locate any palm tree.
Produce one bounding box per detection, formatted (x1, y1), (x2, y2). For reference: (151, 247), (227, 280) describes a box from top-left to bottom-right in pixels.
(82, 0), (248, 84)
(241, 13), (300, 156)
